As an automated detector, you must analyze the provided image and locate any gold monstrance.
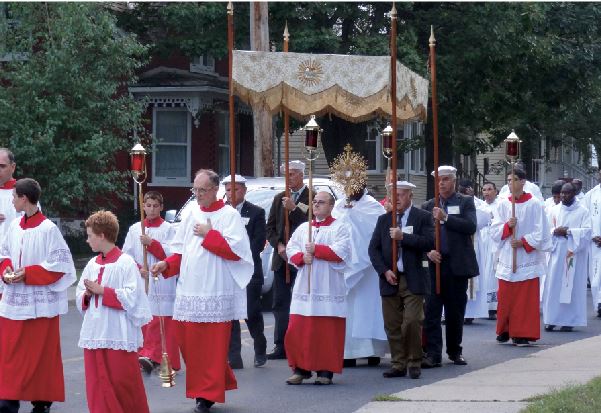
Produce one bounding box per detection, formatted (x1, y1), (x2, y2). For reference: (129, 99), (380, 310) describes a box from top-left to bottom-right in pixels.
(330, 144), (368, 208)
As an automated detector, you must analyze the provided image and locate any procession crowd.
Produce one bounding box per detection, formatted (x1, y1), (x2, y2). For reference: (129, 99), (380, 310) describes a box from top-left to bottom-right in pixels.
(0, 146), (598, 413)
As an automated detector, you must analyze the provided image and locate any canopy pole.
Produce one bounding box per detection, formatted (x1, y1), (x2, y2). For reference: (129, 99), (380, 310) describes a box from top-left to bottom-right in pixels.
(283, 22), (291, 284)
(390, 4), (398, 277)
(228, 2), (236, 203)
(429, 26), (441, 295)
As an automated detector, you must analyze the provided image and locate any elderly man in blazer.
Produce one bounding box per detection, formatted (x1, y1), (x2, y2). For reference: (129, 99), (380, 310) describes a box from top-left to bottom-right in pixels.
(422, 165), (479, 368)
(266, 161), (310, 359)
(224, 175), (268, 369)
(368, 181), (434, 379)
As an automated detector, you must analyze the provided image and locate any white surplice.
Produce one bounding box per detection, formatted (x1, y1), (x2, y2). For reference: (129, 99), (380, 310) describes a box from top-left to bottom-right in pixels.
(170, 203), (254, 322)
(583, 185), (601, 309)
(77, 252), (153, 351)
(0, 217), (76, 319)
(465, 197), (491, 319)
(287, 218), (351, 318)
(542, 202), (591, 327)
(0, 185), (20, 243)
(332, 194), (388, 358)
(122, 220), (176, 316)
(491, 194), (552, 283)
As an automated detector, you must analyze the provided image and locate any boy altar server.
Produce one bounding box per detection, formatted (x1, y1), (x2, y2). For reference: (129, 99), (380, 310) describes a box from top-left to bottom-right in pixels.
(0, 178), (76, 413)
(122, 191), (180, 373)
(284, 191), (351, 385)
(77, 210), (152, 413)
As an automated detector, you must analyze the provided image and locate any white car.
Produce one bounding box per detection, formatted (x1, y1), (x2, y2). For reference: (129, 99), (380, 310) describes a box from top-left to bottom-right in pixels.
(165, 176), (344, 300)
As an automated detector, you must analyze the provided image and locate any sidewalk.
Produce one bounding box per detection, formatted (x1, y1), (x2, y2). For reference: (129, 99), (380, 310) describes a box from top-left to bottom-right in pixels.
(356, 334), (601, 413)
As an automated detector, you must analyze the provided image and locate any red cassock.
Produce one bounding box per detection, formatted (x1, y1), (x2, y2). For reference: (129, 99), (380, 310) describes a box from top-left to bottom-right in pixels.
(0, 316), (64, 401)
(496, 278), (541, 341)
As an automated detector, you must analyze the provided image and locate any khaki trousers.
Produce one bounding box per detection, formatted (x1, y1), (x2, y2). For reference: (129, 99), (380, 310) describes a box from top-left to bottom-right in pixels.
(381, 274), (425, 370)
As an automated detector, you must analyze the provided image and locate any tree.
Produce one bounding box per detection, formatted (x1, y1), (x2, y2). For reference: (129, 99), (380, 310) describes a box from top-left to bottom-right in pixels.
(0, 3), (148, 216)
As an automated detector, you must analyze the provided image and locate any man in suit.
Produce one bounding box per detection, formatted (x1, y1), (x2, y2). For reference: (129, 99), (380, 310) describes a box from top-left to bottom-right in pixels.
(266, 161), (310, 359)
(224, 175), (268, 368)
(369, 181), (434, 379)
(422, 165), (478, 368)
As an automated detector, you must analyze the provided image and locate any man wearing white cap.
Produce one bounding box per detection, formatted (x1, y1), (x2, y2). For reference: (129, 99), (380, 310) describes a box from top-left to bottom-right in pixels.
(223, 175), (268, 369)
(422, 166), (479, 368)
(368, 181), (434, 379)
(266, 160), (310, 359)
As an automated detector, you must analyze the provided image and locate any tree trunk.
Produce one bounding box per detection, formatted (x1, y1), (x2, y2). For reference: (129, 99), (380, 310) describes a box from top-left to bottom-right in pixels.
(250, 2), (273, 177)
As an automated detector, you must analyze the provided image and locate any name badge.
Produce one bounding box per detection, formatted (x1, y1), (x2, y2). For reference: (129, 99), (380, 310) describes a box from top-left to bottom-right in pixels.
(422, 261), (429, 268)
(448, 206), (460, 215)
(241, 217), (250, 226)
(402, 226), (413, 234)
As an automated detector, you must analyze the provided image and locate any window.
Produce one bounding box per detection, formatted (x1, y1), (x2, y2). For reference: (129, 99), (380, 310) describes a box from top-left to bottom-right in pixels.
(406, 122), (426, 174)
(216, 112), (240, 176)
(190, 55), (215, 74)
(152, 108), (191, 185)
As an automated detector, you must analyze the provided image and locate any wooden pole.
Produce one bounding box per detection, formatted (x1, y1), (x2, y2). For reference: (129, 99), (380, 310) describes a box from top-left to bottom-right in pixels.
(138, 182), (149, 294)
(283, 22), (291, 284)
(307, 155), (313, 292)
(511, 160), (517, 273)
(429, 25), (441, 294)
(390, 4), (398, 277)
(228, 2), (236, 204)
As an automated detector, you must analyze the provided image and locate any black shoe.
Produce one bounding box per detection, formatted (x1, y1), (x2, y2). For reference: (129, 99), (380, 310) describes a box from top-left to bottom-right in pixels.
(367, 357), (381, 367)
(382, 367), (406, 378)
(496, 332), (510, 343)
(512, 338), (530, 347)
(488, 310), (497, 320)
(464, 318), (473, 325)
(544, 324), (555, 332)
(194, 398), (214, 413)
(254, 354), (267, 367)
(343, 358), (357, 368)
(559, 326), (573, 332)
(421, 356), (441, 368)
(31, 402), (51, 413)
(139, 356), (154, 374)
(408, 367), (421, 379)
(597, 304), (601, 318)
(267, 347), (286, 360)
(229, 356), (243, 370)
(449, 354), (467, 365)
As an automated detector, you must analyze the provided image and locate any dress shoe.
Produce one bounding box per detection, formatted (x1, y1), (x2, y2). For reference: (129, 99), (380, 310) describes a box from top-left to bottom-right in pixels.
(343, 358), (357, 368)
(408, 367), (421, 379)
(31, 404), (51, 413)
(512, 338), (530, 347)
(382, 368), (406, 378)
(286, 369), (312, 385)
(559, 326), (573, 332)
(597, 303), (601, 318)
(367, 357), (381, 367)
(496, 332), (510, 343)
(488, 310), (497, 320)
(254, 354), (267, 367)
(544, 324), (555, 332)
(421, 356), (441, 368)
(267, 347), (286, 360)
(229, 357), (243, 370)
(194, 398), (214, 413)
(464, 318), (473, 325)
(139, 356), (154, 374)
(314, 376), (333, 385)
(449, 354), (467, 365)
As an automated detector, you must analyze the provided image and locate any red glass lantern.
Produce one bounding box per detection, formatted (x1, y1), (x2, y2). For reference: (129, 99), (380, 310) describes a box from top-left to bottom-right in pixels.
(382, 125), (393, 155)
(304, 115), (320, 150)
(504, 131), (521, 159)
(130, 143), (147, 181)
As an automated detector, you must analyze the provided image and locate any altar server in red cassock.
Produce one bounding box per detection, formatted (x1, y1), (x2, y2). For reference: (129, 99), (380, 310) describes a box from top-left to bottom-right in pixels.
(122, 191), (180, 373)
(284, 191), (351, 385)
(77, 211), (152, 413)
(152, 169), (253, 413)
(0, 178), (76, 413)
(491, 169), (551, 347)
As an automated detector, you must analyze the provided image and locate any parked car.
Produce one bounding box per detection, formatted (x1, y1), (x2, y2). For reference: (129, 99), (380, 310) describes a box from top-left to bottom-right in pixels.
(164, 176), (344, 306)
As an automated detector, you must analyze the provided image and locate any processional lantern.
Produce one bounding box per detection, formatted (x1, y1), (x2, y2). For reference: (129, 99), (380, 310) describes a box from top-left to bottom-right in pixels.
(130, 143), (147, 184)
(504, 131), (521, 160)
(504, 130), (521, 274)
(304, 115), (321, 152)
(381, 124), (393, 160)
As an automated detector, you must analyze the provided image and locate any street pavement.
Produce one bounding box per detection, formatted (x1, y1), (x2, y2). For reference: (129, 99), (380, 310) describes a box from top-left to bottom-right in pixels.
(53, 289), (601, 413)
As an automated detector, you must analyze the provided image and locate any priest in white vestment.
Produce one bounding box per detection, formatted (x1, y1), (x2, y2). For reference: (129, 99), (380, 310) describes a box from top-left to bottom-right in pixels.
(0, 178), (76, 413)
(152, 169), (253, 413)
(583, 173), (601, 317)
(122, 191), (180, 373)
(77, 210), (152, 413)
(332, 186), (388, 366)
(285, 191), (351, 385)
(543, 183), (591, 331)
(0, 149), (19, 243)
(491, 169), (551, 346)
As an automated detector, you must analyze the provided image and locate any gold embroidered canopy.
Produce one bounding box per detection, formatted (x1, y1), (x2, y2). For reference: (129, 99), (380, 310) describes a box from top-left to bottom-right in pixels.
(232, 50), (428, 123)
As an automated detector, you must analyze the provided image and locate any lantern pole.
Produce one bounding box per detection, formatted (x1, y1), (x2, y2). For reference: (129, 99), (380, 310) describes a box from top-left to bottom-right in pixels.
(505, 131), (521, 273)
(304, 115), (321, 293)
(228, 2), (236, 203)
(283, 22), (292, 284)
(390, 3), (399, 278)
(429, 25), (441, 295)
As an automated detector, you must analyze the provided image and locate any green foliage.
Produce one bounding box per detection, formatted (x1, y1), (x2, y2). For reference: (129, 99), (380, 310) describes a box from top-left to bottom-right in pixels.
(522, 376), (601, 413)
(0, 3), (148, 216)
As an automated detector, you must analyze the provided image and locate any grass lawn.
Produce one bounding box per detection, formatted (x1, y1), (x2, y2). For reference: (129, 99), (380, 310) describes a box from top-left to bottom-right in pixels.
(522, 376), (601, 412)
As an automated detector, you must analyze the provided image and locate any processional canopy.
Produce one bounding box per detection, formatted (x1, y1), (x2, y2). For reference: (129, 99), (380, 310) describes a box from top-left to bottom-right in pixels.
(232, 51), (429, 123)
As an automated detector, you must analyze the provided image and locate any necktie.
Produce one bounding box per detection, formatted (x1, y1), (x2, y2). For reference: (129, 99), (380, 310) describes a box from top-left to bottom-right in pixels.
(291, 191), (300, 203)
(396, 212), (404, 272)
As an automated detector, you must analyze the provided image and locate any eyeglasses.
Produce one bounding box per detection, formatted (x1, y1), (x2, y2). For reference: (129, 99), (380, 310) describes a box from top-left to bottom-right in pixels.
(190, 186), (215, 195)
(312, 200), (327, 205)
